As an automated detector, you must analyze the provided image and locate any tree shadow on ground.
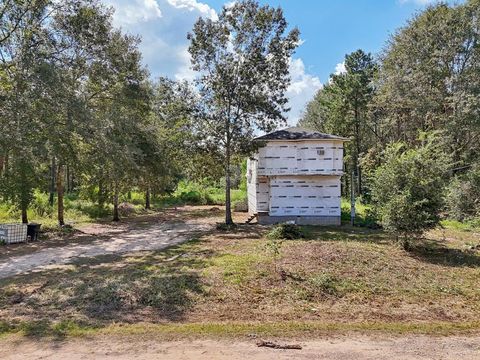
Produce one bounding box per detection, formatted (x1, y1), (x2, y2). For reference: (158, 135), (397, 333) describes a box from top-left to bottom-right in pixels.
(406, 238), (480, 267)
(0, 236), (216, 337)
(300, 225), (390, 245)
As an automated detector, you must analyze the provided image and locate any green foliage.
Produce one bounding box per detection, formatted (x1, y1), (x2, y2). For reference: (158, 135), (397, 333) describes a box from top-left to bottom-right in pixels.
(299, 49), (377, 196)
(264, 237), (284, 274)
(445, 167), (480, 221)
(171, 180), (246, 206)
(307, 274), (340, 296)
(371, 133), (450, 237)
(373, 0), (480, 165)
(340, 198), (379, 228)
(266, 223), (304, 240)
(188, 0), (299, 224)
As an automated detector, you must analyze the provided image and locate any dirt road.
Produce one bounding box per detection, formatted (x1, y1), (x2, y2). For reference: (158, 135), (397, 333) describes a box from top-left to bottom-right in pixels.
(0, 219), (210, 279)
(1, 334), (479, 359)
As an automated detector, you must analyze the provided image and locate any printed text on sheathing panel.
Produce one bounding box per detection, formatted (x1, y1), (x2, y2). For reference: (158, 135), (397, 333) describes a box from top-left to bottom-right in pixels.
(257, 143), (344, 176)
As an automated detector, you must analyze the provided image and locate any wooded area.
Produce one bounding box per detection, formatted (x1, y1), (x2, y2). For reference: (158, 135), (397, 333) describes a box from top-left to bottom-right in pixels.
(300, 0), (480, 236)
(0, 0), (299, 226)
(1, 0), (479, 235)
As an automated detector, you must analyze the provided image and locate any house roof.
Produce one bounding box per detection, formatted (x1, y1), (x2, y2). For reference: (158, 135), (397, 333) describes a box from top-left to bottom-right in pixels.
(254, 127), (349, 141)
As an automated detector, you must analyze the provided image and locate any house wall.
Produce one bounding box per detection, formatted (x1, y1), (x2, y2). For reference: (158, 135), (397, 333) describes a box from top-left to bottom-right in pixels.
(269, 175), (341, 217)
(247, 139), (345, 225)
(257, 140), (344, 176)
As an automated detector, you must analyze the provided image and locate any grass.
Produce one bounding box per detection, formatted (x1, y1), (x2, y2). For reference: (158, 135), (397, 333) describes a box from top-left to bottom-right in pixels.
(2, 320), (480, 339)
(0, 183), (247, 229)
(0, 207), (479, 339)
(441, 218), (480, 231)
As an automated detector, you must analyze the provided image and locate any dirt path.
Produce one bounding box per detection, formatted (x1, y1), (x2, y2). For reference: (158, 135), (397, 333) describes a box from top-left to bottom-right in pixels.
(0, 219), (211, 279)
(1, 334), (479, 359)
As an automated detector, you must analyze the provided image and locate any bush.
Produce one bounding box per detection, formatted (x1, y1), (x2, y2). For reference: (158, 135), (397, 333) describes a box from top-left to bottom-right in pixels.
(445, 167), (480, 221)
(371, 133), (449, 238)
(266, 223), (304, 240)
(179, 190), (204, 204)
(118, 202), (136, 217)
(340, 198), (379, 228)
(30, 191), (54, 217)
(233, 198), (248, 212)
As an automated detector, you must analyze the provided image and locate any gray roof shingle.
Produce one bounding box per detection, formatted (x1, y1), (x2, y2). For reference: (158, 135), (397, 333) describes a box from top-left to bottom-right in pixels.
(255, 127), (349, 141)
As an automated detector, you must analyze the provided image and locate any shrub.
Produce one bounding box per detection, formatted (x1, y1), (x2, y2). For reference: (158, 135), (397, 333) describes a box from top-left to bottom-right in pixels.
(445, 167), (480, 221)
(233, 198), (248, 212)
(371, 133), (449, 240)
(266, 223), (304, 240)
(179, 190), (204, 204)
(308, 273), (339, 296)
(118, 202), (136, 217)
(30, 191), (54, 217)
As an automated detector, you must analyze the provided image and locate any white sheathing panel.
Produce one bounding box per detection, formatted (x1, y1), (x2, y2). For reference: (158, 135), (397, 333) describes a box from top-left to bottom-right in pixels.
(256, 177), (270, 212)
(269, 175), (341, 217)
(246, 158), (257, 215)
(257, 140), (344, 176)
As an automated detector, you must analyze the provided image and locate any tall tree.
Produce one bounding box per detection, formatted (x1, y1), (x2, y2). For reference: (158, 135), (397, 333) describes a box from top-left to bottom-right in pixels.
(300, 49), (377, 195)
(373, 0), (480, 167)
(0, 0), (51, 223)
(188, 0), (299, 224)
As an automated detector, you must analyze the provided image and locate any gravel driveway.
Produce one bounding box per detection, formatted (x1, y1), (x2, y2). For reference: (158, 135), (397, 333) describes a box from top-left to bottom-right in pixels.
(2, 335), (480, 360)
(0, 219), (210, 279)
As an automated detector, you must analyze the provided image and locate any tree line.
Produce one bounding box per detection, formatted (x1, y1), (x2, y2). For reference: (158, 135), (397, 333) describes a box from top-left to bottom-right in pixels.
(0, 0), (298, 225)
(0, 0), (200, 224)
(299, 0), (480, 236)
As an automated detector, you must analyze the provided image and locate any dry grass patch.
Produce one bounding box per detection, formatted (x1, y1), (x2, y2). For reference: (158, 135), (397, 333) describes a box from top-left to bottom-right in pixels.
(0, 213), (479, 336)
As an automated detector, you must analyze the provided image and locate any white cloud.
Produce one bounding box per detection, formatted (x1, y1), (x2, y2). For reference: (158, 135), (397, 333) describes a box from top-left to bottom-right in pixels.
(398, 0), (440, 5)
(167, 0), (218, 20)
(286, 58), (322, 126)
(106, 0), (322, 125)
(106, 0), (217, 80)
(224, 1), (237, 9)
(108, 0), (162, 25)
(334, 61), (346, 75)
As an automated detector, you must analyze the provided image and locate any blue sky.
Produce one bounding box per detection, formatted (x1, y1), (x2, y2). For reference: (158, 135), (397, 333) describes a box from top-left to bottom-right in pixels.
(105, 0), (460, 124)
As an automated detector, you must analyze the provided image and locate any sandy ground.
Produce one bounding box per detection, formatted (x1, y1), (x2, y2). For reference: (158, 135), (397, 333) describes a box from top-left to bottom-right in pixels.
(0, 218), (211, 279)
(1, 334), (479, 359)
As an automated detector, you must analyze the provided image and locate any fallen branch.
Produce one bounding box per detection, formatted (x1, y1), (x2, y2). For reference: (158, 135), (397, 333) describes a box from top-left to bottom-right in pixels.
(165, 254), (183, 262)
(256, 340), (302, 350)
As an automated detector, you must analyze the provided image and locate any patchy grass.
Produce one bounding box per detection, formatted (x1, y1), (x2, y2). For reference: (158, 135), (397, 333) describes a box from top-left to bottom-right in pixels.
(441, 218), (480, 232)
(266, 223), (305, 240)
(0, 209), (479, 338)
(2, 320), (480, 339)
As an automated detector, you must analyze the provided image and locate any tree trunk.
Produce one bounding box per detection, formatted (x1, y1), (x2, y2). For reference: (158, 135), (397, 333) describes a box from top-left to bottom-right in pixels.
(98, 178), (106, 207)
(19, 158), (29, 224)
(66, 165), (70, 193)
(225, 132), (233, 225)
(113, 185), (120, 221)
(4, 153), (8, 176)
(0, 155), (4, 176)
(21, 207), (28, 224)
(145, 187), (151, 210)
(354, 105), (362, 196)
(49, 157), (56, 206)
(57, 164), (65, 226)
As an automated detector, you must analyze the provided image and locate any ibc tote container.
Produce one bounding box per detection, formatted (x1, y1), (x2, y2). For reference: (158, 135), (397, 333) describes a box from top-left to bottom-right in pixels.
(0, 224), (27, 244)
